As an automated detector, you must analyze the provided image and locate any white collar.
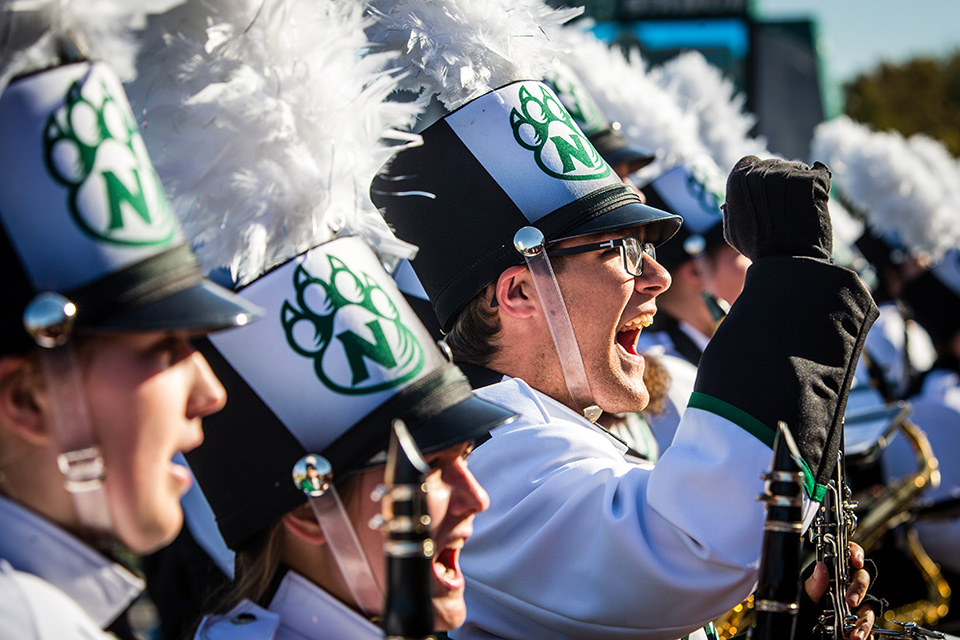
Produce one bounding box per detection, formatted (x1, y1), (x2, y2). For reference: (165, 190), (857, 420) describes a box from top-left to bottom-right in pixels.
(0, 496), (144, 627)
(268, 571), (383, 639)
(498, 376), (629, 455)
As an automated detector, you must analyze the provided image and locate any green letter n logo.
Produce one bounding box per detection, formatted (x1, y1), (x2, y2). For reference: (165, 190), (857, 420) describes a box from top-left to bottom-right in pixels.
(282, 257), (424, 395)
(509, 84), (610, 182)
(43, 68), (176, 247)
(337, 320), (398, 385)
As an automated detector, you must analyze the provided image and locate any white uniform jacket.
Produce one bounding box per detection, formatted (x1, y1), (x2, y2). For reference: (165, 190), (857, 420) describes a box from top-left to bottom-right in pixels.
(453, 257), (879, 640)
(453, 377), (773, 640)
(0, 496), (144, 640)
(194, 570), (382, 640)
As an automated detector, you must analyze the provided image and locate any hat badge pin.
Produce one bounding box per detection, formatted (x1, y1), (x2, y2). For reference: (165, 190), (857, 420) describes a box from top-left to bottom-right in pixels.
(44, 66), (176, 247)
(509, 84), (610, 182)
(281, 255), (425, 395)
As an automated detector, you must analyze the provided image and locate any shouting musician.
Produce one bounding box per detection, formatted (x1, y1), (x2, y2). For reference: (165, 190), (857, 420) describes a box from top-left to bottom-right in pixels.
(372, 79), (879, 639)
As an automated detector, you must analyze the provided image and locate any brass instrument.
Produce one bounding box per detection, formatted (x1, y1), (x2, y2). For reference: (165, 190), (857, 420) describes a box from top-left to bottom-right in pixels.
(849, 410), (949, 631)
(716, 402), (949, 640)
(382, 419), (436, 640)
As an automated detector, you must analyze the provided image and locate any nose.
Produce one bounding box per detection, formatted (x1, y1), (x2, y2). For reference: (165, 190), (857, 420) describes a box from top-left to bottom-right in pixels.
(186, 352), (227, 419)
(448, 458), (490, 517)
(637, 252), (671, 295)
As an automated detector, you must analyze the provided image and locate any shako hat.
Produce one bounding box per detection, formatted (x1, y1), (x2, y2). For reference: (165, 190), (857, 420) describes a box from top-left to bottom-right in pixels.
(187, 237), (515, 550)
(126, 0), (518, 552)
(371, 80), (681, 332)
(0, 61), (261, 355)
(544, 61), (654, 175)
(640, 162), (727, 271)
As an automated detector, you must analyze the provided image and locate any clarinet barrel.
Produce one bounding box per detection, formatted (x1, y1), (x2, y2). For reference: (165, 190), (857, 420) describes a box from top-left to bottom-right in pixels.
(382, 420), (435, 640)
(751, 422), (805, 640)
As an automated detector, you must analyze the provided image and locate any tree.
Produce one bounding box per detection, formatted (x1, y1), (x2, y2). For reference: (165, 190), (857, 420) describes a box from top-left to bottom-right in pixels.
(844, 50), (960, 156)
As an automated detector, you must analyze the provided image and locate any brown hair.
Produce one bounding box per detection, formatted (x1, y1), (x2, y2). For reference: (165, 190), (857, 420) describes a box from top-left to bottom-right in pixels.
(206, 521), (287, 615)
(443, 287), (502, 367)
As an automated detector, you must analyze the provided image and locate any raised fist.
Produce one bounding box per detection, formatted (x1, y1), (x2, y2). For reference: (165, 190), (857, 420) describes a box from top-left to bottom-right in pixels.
(722, 156), (833, 262)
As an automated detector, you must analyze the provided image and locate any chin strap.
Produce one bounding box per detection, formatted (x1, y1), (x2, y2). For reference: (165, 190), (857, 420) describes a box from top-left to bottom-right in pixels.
(23, 292), (113, 535)
(294, 454), (382, 618)
(513, 227), (601, 423)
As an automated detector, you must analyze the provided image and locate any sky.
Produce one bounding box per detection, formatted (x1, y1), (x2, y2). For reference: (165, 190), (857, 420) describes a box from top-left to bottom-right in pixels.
(754, 0), (960, 85)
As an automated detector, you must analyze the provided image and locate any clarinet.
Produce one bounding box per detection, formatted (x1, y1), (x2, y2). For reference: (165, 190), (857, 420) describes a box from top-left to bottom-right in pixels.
(381, 419), (436, 640)
(811, 444), (946, 639)
(747, 422), (805, 640)
(813, 448), (857, 640)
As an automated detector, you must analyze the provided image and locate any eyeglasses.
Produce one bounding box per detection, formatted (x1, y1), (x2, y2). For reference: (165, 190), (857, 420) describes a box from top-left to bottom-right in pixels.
(548, 237), (656, 277)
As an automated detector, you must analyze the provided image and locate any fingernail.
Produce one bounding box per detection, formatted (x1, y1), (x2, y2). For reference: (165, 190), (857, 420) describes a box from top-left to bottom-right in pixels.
(853, 630), (865, 640)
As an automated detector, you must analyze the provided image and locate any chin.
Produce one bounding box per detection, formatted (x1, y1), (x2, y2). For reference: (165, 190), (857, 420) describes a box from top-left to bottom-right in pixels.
(432, 596), (468, 632)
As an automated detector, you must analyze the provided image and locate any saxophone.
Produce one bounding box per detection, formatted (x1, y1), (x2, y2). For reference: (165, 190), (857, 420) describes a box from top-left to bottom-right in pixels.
(381, 419), (436, 640)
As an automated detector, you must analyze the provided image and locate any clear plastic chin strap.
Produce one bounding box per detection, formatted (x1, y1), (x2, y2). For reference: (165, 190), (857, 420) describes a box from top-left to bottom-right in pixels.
(23, 292), (113, 535)
(293, 454), (383, 618)
(513, 227), (602, 423)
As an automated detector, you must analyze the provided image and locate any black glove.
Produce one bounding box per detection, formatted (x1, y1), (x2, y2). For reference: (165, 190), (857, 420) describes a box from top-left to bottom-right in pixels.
(723, 156), (833, 262)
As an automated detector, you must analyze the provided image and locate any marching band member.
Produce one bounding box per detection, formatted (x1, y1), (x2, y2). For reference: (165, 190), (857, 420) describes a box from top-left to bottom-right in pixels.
(128, 2), (516, 637)
(372, 79), (877, 640)
(0, 12), (261, 636)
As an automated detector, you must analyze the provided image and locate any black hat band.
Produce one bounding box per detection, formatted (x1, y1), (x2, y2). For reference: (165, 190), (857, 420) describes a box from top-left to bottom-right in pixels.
(67, 244), (202, 327)
(323, 362), (474, 477)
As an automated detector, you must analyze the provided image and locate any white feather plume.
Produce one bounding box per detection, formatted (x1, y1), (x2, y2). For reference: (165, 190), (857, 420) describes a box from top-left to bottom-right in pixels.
(126, 0), (422, 285)
(812, 116), (960, 260)
(364, 0), (581, 114)
(0, 0), (180, 92)
(560, 25), (726, 199)
(654, 51), (772, 175)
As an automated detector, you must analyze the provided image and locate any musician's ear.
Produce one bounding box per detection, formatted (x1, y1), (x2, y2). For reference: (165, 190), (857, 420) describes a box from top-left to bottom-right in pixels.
(281, 503), (326, 546)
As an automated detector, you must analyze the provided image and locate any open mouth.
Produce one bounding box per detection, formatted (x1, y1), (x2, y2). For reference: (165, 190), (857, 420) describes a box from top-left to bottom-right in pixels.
(433, 541), (465, 590)
(616, 313), (654, 356)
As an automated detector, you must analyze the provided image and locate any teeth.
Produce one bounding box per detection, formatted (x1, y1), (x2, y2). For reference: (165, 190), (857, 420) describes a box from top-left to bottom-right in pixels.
(620, 313), (654, 332)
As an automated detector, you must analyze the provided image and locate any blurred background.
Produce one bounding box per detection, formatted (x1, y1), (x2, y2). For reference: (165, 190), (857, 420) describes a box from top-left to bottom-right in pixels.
(548, 0), (960, 163)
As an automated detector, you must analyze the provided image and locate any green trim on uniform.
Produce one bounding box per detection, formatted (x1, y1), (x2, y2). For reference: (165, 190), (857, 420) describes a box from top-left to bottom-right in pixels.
(688, 392), (774, 448)
(688, 392), (822, 501)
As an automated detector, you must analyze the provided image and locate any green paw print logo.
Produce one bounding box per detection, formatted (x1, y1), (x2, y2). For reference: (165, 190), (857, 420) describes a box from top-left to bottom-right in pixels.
(510, 84), (610, 182)
(281, 257), (425, 395)
(548, 70), (606, 136)
(686, 164), (724, 216)
(43, 69), (176, 246)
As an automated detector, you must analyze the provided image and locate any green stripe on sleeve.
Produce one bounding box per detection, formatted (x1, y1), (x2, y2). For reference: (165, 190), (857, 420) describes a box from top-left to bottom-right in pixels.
(687, 392), (824, 501)
(688, 392), (775, 448)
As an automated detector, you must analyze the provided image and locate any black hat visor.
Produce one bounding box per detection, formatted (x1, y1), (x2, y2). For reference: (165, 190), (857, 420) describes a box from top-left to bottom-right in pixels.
(557, 197), (682, 248)
(330, 365), (517, 477)
(63, 245), (265, 336)
(84, 279), (265, 335)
